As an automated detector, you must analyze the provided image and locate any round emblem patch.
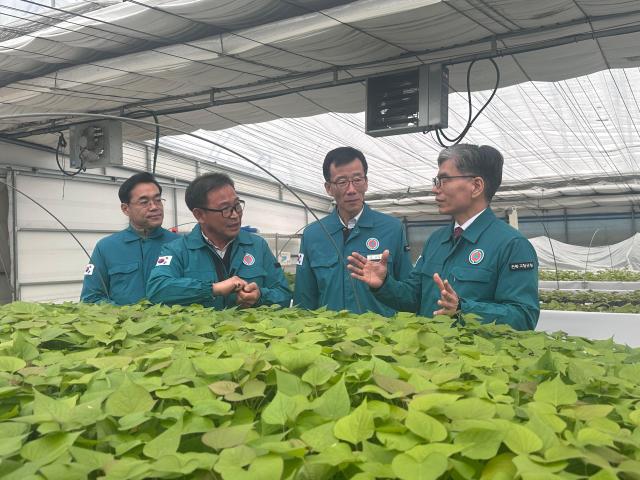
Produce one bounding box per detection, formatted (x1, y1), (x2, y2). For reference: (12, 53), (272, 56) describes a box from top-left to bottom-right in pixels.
(366, 237), (380, 251)
(469, 249), (484, 265)
(242, 253), (255, 266)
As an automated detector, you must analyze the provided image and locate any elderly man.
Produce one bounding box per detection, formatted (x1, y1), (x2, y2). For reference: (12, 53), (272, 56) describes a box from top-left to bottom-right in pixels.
(294, 146), (412, 315)
(348, 144), (539, 330)
(80, 172), (179, 305)
(147, 172), (291, 308)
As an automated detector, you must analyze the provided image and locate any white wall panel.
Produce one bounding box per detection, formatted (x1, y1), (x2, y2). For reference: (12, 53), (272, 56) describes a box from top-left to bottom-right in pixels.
(17, 231), (103, 285)
(16, 174), (129, 231)
(20, 283), (82, 304)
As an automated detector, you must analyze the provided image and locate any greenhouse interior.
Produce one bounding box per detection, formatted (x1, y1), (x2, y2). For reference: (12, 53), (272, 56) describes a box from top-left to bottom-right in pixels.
(0, 1), (639, 479)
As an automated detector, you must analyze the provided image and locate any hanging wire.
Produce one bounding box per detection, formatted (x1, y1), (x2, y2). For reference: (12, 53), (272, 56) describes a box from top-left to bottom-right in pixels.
(54, 131), (84, 177)
(432, 58), (500, 147)
(124, 110), (160, 174)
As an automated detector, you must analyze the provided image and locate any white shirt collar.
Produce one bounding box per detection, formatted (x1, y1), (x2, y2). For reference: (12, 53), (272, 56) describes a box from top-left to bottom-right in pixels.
(339, 206), (365, 230)
(455, 208), (487, 231)
(202, 232), (234, 258)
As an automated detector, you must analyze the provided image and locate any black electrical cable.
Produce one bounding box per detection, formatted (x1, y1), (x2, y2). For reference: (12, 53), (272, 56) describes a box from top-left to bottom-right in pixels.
(124, 109), (160, 174)
(55, 131), (84, 177)
(432, 58), (500, 147)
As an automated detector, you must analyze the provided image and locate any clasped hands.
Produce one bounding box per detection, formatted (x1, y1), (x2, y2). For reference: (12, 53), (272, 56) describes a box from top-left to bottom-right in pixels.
(212, 276), (261, 308)
(347, 250), (460, 316)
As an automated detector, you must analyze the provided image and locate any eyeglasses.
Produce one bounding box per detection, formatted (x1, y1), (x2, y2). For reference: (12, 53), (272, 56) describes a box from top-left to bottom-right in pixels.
(128, 197), (165, 208)
(198, 200), (245, 218)
(329, 176), (367, 190)
(432, 175), (477, 188)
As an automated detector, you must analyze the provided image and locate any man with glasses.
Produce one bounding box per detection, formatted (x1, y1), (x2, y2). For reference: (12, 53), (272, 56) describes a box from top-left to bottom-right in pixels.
(147, 172), (291, 309)
(294, 146), (412, 315)
(348, 144), (539, 330)
(80, 172), (179, 305)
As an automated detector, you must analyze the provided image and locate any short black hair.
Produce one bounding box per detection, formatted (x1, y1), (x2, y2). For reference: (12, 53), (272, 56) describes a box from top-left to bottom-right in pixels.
(185, 173), (235, 211)
(322, 147), (368, 182)
(437, 144), (503, 201)
(118, 172), (162, 203)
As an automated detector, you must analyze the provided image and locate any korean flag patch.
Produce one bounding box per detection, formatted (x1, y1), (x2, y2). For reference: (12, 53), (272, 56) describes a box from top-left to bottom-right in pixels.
(84, 264), (94, 276)
(243, 253), (256, 266)
(296, 253), (304, 266)
(156, 255), (172, 266)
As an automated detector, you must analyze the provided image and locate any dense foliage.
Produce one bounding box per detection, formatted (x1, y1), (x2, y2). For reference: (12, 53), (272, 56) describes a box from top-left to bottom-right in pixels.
(539, 270), (640, 282)
(0, 302), (639, 480)
(540, 290), (640, 314)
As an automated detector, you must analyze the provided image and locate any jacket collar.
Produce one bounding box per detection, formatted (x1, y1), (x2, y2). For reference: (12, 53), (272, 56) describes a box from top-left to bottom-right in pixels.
(185, 224), (253, 250)
(324, 203), (374, 233)
(122, 224), (164, 242)
(441, 208), (496, 244)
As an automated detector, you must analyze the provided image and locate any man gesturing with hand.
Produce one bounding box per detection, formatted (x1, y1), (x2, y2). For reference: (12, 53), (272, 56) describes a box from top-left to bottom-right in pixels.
(348, 252), (459, 316)
(348, 144), (539, 331)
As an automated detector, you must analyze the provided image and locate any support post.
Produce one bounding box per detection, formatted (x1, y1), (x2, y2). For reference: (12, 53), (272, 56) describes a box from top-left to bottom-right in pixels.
(508, 206), (519, 229)
(9, 170), (18, 300)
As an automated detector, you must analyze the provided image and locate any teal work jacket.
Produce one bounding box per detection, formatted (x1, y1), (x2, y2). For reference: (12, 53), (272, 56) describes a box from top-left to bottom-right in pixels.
(80, 225), (178, 305)
(374, 208), (539, 330)
(146, 225), (291, 309)
(294, 204), (412, 316)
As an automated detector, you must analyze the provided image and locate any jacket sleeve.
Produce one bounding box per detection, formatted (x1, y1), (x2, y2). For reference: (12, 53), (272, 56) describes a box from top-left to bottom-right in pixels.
(460, 237), (539, 331)
(255, 242), (292, 308)
(392, 224), (413, 281)
(80, 243), (113, 304)
(292, 233), (319, 310)
(146, 243), (214, 306)
(373, 253), (425, 313)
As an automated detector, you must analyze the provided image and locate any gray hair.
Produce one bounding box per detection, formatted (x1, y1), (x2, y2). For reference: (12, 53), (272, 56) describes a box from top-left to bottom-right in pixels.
(437, 144), (503, 201)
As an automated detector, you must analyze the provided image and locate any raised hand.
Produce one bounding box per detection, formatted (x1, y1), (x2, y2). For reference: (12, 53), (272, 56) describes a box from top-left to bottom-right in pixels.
(236, 282), (261, 308)
(212, 276), (247, 296)
(347, 250), (389, 289)
(433, 273), (459, 316)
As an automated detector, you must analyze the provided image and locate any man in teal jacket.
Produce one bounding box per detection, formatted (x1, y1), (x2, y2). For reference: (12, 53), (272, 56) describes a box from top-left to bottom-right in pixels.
(294, 147), (412, 316)
(80, 172), (178, 305)
(348, 144), (539, 330)
(147, 173), (291, 308)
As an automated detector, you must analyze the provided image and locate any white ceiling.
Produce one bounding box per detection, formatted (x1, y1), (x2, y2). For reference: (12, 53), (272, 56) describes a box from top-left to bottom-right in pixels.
(2, 0), (640, 138)
(1, 0), (640, 214)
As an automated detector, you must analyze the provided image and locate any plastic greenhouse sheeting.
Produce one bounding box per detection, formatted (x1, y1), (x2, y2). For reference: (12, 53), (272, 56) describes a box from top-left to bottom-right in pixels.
(531, 233), (640, 272)
(539, 281), (640, 291)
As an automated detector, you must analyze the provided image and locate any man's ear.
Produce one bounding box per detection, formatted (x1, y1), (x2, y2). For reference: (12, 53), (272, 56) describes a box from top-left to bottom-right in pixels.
(192, 208), (205, 225)
(324, 182), (333, 197)
(121, 203), (130, 217)
(471, 177), (485, 199)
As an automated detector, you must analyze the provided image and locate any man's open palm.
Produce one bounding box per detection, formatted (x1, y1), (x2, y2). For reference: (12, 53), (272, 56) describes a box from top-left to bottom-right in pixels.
(347, 250), (389, 289)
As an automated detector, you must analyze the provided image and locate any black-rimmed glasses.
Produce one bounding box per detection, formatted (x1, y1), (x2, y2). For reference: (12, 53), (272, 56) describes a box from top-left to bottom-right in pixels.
(329, 176), (367, 190)
(432, 175), (477, 188)
(198, 200), (245, 218)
